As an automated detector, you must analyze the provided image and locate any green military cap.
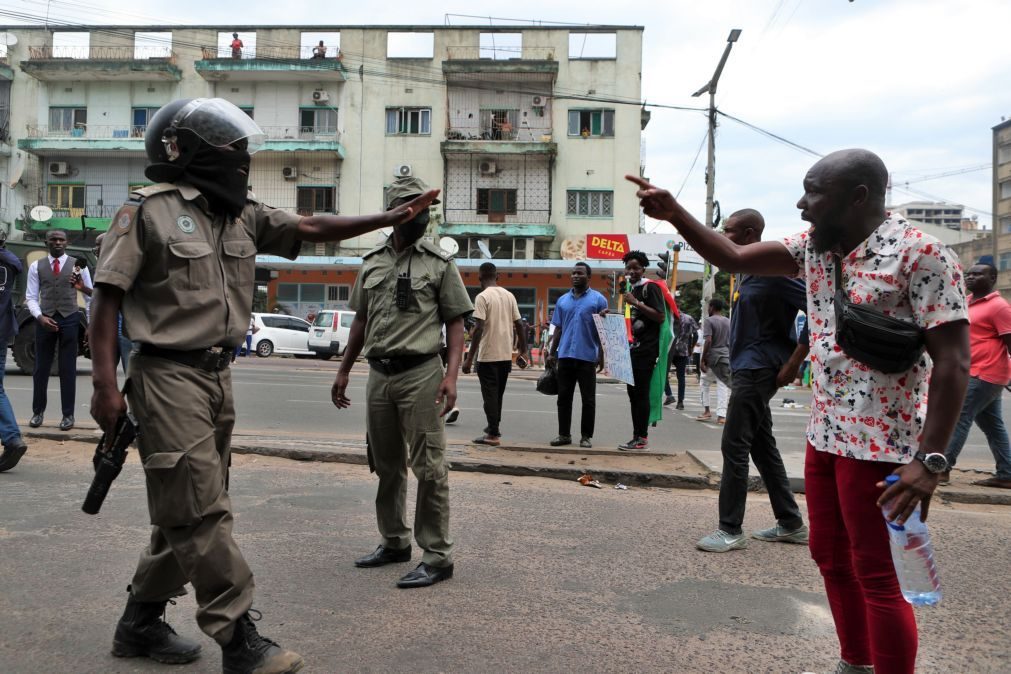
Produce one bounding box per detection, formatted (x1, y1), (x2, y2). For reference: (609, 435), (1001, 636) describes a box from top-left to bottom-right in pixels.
(386, 175), (441, 209)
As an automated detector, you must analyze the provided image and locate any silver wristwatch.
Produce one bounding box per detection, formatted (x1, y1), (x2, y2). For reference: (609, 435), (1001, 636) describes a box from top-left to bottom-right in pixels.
(914, 451), (949, 474)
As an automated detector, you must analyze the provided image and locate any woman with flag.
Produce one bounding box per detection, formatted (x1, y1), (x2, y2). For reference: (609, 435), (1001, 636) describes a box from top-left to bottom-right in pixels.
(618, 250), (679, 450)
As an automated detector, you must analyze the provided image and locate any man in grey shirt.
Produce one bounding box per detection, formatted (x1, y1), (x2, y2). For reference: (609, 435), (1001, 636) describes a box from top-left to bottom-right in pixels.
(698, 297), (732, 422)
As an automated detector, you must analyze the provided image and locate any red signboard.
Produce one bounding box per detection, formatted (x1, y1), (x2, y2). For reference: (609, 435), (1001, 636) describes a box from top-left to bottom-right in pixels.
(586, 234), (631, 260)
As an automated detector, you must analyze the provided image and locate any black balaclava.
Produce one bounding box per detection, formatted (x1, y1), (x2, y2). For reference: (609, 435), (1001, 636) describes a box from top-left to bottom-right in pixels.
(181, 141), (251, 218)
(391, 197), (430, 246)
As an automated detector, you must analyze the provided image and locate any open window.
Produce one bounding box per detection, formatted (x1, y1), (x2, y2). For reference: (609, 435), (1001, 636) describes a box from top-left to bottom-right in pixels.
(567, 109), (615, 138)
(568, 32), (617, 59)
(52, 32), (90, 59)
(296, 186), (336, 215)
(385, 107), (431, 135)
(299, 108), (337, 136)
(477, 188), (518, 222)
(479, 33), (522, 60)
(217, 31), (255, 59)
(300, 31), (340, 60)
(387, 32), (434, 59)
(49, 107), (87, 135)
(134, 32), (172, 59)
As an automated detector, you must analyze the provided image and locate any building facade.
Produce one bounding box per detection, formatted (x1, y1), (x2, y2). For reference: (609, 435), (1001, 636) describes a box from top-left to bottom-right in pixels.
(0, 24), (674, 320)
(887, 201), (964, 230)
(951, 118), (1011, 296)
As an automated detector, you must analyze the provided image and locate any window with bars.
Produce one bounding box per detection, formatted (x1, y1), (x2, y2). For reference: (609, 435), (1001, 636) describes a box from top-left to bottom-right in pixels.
(385, 107), (431, 135)
(299, 108), (337, 135)
(567, 109), (615, 137)
(477, 189), (518, 215)
(49, 107), (87, 133)
(566, 190), (613, 217)
(131, 107), (161, 137)
(296, 186), (336, 215)
(327, 285), (350, 302)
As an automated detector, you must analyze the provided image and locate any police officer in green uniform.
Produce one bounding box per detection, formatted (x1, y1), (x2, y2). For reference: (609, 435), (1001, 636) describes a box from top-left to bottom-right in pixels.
(89, 98), (438, 674)
(332, 176), (472, 588)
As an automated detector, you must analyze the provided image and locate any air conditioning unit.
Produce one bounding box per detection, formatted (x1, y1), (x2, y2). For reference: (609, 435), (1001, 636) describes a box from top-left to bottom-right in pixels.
(531, 95), (546, 108)
(478, 160), (497, 176)
(49, 162), (70, 176)
(282, 166), (298, 180)
(394, 164), (413, 178)
(312, 89), (330, 104)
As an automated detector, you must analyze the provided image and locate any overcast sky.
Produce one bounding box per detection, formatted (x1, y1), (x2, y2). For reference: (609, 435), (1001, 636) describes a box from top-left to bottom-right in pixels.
(5, 0), (1009, 240)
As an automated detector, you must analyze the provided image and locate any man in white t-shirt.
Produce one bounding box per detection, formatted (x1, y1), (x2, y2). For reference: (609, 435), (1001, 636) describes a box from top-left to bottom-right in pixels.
(462, 262), (527, 446)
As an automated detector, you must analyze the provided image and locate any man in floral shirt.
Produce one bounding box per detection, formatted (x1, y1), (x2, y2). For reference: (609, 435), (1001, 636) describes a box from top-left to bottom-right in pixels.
(628, 149), (969, 674)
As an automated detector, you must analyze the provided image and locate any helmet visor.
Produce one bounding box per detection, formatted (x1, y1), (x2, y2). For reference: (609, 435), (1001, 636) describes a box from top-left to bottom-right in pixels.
(172, 98), (266, 154)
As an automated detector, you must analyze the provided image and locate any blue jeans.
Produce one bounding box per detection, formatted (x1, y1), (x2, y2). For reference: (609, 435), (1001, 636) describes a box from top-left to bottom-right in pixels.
(944, 376), (1011, 479)
(0, 347), (22, 445)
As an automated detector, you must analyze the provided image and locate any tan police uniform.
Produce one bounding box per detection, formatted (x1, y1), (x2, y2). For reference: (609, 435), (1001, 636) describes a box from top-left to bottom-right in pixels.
(95, 182), (302, 644)
(351, 237), (472, 568)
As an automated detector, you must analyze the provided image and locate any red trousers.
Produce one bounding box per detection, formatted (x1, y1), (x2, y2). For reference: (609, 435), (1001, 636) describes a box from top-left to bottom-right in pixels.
(805, 443), (918, 674)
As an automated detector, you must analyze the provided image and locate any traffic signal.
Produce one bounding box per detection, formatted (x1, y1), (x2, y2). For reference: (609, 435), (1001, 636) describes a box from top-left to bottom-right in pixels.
(656, 251), (671, 280)
(608, 273), (627, 296)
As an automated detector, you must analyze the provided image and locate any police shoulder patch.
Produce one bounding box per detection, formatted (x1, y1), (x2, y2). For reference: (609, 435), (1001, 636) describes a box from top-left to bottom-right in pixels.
(109, 203), (140, 236)
(418, 239), (451, 260)
(176, 214), (197, 234)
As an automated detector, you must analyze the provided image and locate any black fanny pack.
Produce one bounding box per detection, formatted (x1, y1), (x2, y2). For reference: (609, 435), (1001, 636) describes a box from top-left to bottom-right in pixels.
(833, 257), (925, 374)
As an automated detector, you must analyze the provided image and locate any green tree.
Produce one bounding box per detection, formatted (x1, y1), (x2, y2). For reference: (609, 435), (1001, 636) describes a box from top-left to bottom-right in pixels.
(675, 271), (732, 319)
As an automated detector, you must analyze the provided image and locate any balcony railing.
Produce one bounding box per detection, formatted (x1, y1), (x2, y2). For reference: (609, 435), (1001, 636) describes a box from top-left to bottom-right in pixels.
(445, 46), (556, 61)
(199, 45), (342, 62)
(27, 46), (177, 62)
(41, 204), (120, 219)
(446, 124), (552, 142)
(27, 124), (342, 144)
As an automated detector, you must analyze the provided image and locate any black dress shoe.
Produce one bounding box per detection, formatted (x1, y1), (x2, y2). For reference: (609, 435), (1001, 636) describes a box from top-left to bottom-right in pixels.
(59, 415), (75, 431)
(0, 438), (27, 473)
(28, 414), (43, 428)
(354, 545), (412, 568)
(397, 562), (453, 588)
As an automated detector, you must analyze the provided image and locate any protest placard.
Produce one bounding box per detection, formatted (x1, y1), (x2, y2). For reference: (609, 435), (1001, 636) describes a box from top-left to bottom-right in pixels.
(593, 313), (633, 385)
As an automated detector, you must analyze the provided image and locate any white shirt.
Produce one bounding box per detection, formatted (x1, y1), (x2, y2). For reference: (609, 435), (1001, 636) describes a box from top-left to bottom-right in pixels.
(26, 253), (93, 320)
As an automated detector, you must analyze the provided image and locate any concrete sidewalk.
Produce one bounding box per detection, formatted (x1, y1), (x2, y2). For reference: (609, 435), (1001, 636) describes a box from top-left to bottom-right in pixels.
(26, 426), (1011, 506)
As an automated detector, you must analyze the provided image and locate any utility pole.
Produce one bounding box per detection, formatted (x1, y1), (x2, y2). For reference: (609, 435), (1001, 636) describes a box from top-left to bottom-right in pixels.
(692, 29), (741, 306)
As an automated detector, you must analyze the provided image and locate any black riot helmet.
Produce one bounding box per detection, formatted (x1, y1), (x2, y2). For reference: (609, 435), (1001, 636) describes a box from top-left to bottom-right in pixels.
(144, 98), (266, 182)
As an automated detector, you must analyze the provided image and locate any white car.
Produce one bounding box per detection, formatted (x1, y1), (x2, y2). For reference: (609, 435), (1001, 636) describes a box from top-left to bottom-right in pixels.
(251, 313), (315, 358)
(308, 309), (355, 359)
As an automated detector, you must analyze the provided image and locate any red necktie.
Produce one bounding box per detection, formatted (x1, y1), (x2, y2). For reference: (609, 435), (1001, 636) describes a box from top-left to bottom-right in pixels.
(52, 258), (60, 275)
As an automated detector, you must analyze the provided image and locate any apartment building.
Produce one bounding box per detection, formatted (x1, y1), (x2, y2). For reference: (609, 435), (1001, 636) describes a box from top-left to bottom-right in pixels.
(888, 200), (964, 230)
(0, 24), (678, 318)
(951, 118), (1011, 297)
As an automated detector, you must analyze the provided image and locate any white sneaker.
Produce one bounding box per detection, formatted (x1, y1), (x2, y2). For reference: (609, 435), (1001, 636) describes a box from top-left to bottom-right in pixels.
(696, 529), (748, 553)
(445, 408), (460, 424)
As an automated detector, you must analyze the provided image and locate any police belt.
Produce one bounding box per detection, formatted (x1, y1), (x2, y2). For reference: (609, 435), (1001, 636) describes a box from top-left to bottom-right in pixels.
(367, 353), (438, 375)
(138, 344), (233, 372)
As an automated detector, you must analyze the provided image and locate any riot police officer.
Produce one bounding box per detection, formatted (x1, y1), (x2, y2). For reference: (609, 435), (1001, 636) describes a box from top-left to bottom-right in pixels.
(90, 98), (437, 674)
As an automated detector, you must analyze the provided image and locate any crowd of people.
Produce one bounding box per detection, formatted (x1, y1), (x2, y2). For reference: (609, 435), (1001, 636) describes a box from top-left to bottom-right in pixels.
(0, 93), (1008, 674)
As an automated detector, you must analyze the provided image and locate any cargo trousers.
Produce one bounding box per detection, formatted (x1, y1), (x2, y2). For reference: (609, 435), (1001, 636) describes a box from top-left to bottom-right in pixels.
(365, 356), (452, 567)
(126, 354), (254, 644)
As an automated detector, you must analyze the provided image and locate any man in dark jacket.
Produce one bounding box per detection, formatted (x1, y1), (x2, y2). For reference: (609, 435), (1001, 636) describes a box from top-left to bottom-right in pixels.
(0, 233), (27, 472)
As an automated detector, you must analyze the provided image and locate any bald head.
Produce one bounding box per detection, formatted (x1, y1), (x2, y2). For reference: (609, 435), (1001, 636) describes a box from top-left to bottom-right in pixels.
(727, 209), (765, 234)
(812, 149), (889, 205)
(724, 208), (765, 245)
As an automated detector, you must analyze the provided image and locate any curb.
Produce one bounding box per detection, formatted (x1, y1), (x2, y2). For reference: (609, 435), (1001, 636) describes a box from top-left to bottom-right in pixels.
(26, 430), (1011, 506)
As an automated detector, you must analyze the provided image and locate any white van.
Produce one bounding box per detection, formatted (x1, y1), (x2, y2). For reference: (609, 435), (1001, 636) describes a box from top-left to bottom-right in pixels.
(308, 310), (355, 359)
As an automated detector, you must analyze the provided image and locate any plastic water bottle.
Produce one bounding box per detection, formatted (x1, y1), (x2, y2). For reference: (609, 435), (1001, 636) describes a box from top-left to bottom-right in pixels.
(882, 474), (942, 606)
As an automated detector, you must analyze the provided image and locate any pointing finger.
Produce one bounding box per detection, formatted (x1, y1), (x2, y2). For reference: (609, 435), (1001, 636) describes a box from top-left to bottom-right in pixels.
(625, 174), (655, 190)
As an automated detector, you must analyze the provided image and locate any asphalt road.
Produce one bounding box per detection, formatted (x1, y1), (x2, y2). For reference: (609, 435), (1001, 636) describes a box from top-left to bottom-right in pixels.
(0, 441), (1007, 673)
(3, 355), (1003, 471)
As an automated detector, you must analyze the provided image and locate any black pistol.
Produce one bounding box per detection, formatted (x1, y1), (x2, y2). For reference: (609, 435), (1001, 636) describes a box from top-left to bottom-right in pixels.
(82, 413), (138, 515)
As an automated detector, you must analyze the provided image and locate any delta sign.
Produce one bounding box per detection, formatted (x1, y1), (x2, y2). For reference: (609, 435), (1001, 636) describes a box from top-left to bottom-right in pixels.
(585, 233), (703, 265)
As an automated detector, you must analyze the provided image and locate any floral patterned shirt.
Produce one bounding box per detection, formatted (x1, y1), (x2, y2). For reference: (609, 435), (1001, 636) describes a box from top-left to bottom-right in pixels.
(781, 216), (968, 463)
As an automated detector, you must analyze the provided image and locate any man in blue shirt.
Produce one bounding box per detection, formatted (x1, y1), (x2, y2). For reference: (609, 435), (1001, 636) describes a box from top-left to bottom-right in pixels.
(546, 262), (608, 448)
(697, 209), (810, 553)
(0, 234), (27, 472)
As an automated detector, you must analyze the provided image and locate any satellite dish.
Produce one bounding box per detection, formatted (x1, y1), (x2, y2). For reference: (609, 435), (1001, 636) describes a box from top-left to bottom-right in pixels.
(438, 236), (459, 257)
(30, 205), (53, 222)
(0, 32), (18, 46)
(477, 240), (492, 259)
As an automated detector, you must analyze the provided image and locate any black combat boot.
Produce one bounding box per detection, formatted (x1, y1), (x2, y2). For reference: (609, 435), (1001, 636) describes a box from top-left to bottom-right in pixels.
(221, 611), (304, 674)
(112, 596), (202, 664)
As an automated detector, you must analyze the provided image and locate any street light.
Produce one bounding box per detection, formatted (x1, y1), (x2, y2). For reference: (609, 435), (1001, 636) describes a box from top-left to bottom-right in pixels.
(692, 29), (741, 304)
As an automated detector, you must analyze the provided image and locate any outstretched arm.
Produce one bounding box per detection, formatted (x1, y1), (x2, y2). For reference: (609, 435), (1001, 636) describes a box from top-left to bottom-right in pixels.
(297, 189), (440, 242)
(626, 175), (798, 275)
